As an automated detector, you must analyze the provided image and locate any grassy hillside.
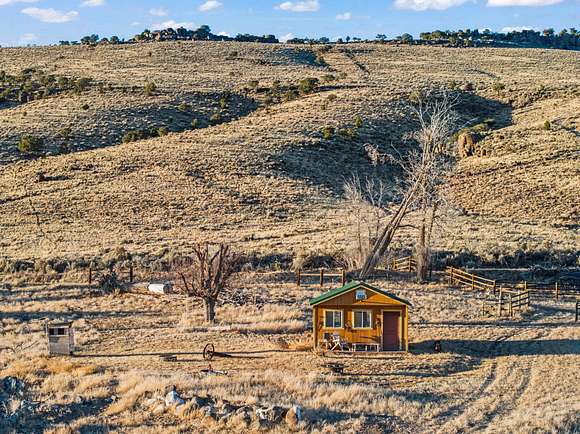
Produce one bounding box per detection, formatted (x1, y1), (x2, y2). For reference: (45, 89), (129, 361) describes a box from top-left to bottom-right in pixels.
(0, 42), (578, 267)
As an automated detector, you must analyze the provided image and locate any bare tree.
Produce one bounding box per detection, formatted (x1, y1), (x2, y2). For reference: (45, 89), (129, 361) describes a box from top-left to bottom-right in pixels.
(359, 89), (458, 280)
(175, 243), (239, 323)
(343, 175), (391, 270)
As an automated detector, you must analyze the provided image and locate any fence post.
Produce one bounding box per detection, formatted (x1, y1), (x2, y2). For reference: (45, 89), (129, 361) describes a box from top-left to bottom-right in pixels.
(509, 294), (513, 317)
(129, 263), (134, 283)
(320, 269), (324, 288)
(296, 269), (301, 287)
(448, 268), (453, 284)
(497, 289), (503, 316)
(408, 256), (412, 272)
(576, 301), (579, 322)
(88, 267), (92, 285)
(493, 280), (496, 295)
(555, 282), (559, 300)
(527, 291), (530, 308)
(524, 281), (527, 291)
(471, 274), (475, 291)
(341, 269), (346, 286)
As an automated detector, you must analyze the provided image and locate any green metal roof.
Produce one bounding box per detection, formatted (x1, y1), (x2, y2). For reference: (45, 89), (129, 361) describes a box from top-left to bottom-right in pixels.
(309, 281), (412, 307)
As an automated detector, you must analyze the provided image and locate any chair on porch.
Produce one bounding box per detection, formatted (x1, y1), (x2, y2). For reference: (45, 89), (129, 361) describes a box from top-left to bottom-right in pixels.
(330, 333), (350, 351)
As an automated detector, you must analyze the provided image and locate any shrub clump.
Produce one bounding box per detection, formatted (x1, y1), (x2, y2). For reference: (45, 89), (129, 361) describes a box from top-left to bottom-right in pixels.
(209, 112), (223, 125)
(122, 127), (167, 143)
(157, 126), (168, 136)
(18, 135), (44, 154)
(144, 82), (157, 96)
(322, 126), (335, 140)
(299, 77), (319, 95)
(543, 120), (551, 130)
(178, 102), (190, 112)
(492, 82), (505, 94)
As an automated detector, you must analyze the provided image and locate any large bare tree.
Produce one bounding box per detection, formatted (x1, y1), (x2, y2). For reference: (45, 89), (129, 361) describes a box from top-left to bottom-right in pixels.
(359, 89), (458, 280)
(175, 243), (239, 323)
(343, 175), (391, 270)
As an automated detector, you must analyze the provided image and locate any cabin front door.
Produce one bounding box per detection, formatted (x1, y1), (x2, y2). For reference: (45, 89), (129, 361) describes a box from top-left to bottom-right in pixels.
(382, 311), (400, 351)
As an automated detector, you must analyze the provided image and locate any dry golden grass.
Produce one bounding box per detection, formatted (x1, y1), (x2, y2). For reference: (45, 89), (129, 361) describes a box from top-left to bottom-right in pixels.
(0, 273), (578, 432)
(0, 43), (577, 268)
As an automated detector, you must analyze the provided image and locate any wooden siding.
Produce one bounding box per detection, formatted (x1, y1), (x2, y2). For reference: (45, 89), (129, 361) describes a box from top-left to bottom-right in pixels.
(313, 288), (409, 351)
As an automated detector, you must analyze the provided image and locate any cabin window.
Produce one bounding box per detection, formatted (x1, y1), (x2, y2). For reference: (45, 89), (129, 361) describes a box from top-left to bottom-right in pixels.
(324, 310), (343, 328)
(353, 310), (372, 329)
(355, 289), (367, 300)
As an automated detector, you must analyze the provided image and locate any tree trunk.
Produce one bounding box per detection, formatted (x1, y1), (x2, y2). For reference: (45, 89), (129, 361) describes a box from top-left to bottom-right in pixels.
(416, 218), (429, 282)
(416, 204), (437, 282)
(204, 298), (216, 323)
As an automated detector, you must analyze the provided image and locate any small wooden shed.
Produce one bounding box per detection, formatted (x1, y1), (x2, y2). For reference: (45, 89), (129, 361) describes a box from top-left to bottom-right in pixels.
(310, 281), (411, 352)
(46, 321), (75, 356)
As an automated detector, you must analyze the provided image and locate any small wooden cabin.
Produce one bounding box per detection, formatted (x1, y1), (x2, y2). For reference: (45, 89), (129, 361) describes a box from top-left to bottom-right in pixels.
(310, 281), (411, 352)
(46, 321), (75, 356)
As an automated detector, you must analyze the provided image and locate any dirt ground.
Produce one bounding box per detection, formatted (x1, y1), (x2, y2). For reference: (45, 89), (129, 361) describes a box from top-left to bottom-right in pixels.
(1, 272), (578, 433)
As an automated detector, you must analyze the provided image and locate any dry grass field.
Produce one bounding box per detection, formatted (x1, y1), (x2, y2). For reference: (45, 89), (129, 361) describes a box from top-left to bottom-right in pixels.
(0, 42), (578, 267)
(0, 41), (579, 433)
(1, 273), (579, 433)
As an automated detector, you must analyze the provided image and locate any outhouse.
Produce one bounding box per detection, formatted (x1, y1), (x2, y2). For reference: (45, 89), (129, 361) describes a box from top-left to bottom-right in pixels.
(310, 281), (411, 352)
(46, 322), (75, 356)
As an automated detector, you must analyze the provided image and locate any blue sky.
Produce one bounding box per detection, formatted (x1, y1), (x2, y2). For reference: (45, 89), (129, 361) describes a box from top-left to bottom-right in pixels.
(0, 0), (578, 46)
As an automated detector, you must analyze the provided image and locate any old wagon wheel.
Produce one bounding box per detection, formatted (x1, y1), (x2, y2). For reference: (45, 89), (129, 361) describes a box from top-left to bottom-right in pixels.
(203, 343), (215, 361)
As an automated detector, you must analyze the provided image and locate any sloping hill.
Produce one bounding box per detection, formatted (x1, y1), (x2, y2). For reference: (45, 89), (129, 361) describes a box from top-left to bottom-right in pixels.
(0, 42), (578, 266)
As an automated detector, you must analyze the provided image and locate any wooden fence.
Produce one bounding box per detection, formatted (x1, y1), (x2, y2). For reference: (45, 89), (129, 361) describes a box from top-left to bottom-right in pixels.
(446, 266), (497, 293)
(87, 264), (135, 285)
(480, 288), (531, 317)
(513, 281), (580, 300)
(295, 269), (346, 288)
(390, 256), (417, 272)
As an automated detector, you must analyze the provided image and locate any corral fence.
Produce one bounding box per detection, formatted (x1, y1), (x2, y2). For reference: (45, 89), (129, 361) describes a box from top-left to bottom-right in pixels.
(481, 288), (531, 317)
(446, 266), (579, 300)
(389, 256), (417, 273)
(446, 266), (498, 293)
(512, 281), (580, 300)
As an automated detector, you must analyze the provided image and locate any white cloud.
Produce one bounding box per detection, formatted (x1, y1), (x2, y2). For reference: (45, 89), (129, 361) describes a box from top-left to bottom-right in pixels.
(501, 26), (535, 32)
(199, 0), (222, 11)
(152, 20), (194, 29)
(280, 32), (295, 42)
(217, 31), (230, 37)
(276, 0), (319, 12)
(488, 0), (562, 5)
(81, 0), (105, 7)
(0, 0), (38, 6)
(19, 32), (37, 43)
(149, 7), (168, 16)
(131, 21), (141, 26)
(21, 7), (79, 23)
(336, 11), (352, 20)
(394, 0), (470, 10)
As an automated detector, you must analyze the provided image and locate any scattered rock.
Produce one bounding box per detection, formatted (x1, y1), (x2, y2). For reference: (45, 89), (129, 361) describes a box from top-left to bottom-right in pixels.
(285, 405), (303, 428)
(165, 389), (185, 407)
(152, 403), (166, 415)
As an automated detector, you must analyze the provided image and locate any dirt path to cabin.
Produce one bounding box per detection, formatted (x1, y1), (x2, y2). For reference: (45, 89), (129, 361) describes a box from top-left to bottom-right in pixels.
(423, 302), (579, 434)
